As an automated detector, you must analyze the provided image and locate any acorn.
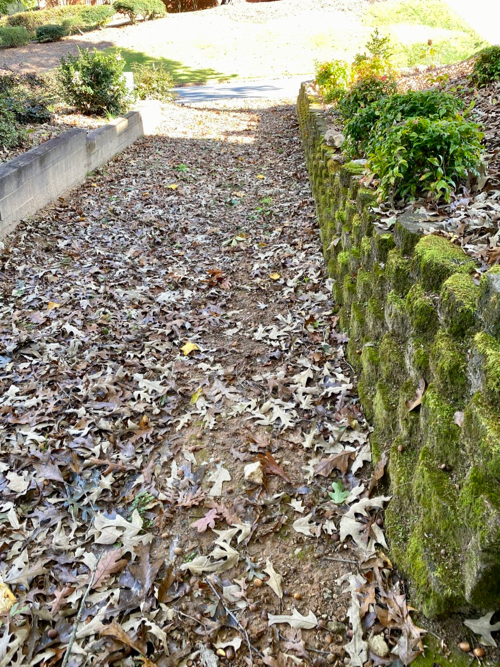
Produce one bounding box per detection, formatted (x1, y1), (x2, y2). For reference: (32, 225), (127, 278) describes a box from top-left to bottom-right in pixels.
(458, 641), (471, 653)
(397, 444), (404, 452)
(225, 646), (236, 661)
(253, 578), (264, 588)
(293, 592), (303, 600)
(474, 647), (486, 658)
(48, 629), (58, 639)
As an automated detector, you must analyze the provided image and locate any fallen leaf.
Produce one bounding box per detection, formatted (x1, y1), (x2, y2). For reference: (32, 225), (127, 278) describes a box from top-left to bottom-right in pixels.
(91, 548), (127, 589)
(207, 467), (231, 497)
(270, 272), (281, 280)
(0, 581), (16, 613)
(191, 508), (219, 533)
(181, 341), (199, 356)
(47, 301), (61, 310)
(257, 451), (291, 482)
(100, 620), (145, 655)
(268, 607), (318, 630)
(329, 481), (349, 504)
(345, 596), (368, 666)
(263, 559), (283, 599)
(292, 513), (321, 537)
(406, 378), (426, 411)
(454, 411), (464, 428)
(464, 612), (500, 647)
(314, 450), (355, 476)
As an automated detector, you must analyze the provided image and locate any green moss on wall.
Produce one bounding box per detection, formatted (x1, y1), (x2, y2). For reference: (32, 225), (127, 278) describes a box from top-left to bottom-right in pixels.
(413, 235), (476, 293)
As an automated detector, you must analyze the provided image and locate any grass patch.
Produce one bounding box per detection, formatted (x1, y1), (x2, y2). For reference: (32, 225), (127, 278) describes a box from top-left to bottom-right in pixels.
(105, 47), (236, 85)
(364, 0), (487, 67)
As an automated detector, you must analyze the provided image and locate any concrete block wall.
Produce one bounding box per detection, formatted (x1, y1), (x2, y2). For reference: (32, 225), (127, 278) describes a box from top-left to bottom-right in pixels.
(0, 101), (162, 240)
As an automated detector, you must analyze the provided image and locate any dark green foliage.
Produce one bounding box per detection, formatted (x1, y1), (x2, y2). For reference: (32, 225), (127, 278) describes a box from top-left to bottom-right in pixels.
(132, 62), (173, 102)
(369, 117), (483, 202)
(0, 99), (24, 148)
(0, 73), (55, 124)
(471, 46), (500, 87)
(57, 48), (130, 116)
(7, 5), (114, 34)
(337, 74), (397, 121)
(344, 90), (466, 157)
(78, 5), (114, 28)
(0, 25), (30, 46)
(36, 23), (66, 42)
(314, 60), (351, 104)
(113, 0), (165, 23)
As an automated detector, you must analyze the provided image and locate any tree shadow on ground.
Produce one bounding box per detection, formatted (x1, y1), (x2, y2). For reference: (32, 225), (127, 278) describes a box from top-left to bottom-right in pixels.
(106, 47), (237, 86)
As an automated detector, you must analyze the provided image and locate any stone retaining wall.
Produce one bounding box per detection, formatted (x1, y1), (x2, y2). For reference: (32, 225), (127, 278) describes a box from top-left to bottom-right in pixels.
(0, 102), (161, 240)
(297, 84), (500, 617)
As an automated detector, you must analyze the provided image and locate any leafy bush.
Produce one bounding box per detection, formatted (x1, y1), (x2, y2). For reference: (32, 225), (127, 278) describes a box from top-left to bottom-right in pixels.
(132, 62), (173, 102)
(0, 25), (30, 46)
(36, 22), (66, 42)
(79, 5), (114, 28)
(471, 46), (500, 87)
(163, 0), (217, 11)
(369, 117), (483, 202)
(7, 5), (114, 34)
(314, 60), (352, 104)
(113, 0), (165, 23)
(337, 74), (397, 121)
(0, 99), (25, 148)
(57, 48), (130, 116)
(0, 73), (55, 124)
(344, 90), (466, 157)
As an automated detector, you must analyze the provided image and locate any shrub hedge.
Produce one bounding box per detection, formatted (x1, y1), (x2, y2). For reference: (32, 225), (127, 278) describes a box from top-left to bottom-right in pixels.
(0, 25), (30, 46)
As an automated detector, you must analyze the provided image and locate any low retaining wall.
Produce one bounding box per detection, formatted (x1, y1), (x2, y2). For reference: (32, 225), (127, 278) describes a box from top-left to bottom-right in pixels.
(0, 102), (162, 239)
(297, 84), (500, 617)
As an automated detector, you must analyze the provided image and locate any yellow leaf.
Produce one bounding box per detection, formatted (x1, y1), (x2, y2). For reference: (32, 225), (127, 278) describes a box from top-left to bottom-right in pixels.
(257, 174), (265, 179)
(167, 183), (178, 190)
(47, 301), (61, 311)
(269, 273), (281, 281)
(181, 342), (199, 356)
(191, 387), (203, 404)
(0, 582), (16, 614)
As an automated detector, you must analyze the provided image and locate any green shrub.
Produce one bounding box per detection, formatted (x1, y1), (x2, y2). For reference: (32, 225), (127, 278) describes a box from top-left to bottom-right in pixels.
(369, 117), (483, 203)
(344, 90), (466, 157)
(471, 46), (500, 87)
(113, 0), (165, 23)
(337, 74), (397, 121)
(0, 25), (30, 46)
(0, 99), (24, 148)
(36, 23), (66, 42)
(132, 62), (173, 102)
(0, 73), (55, 124)
(57, 48), (130, 116)
(79, 4), (114, 28)
(314, 60), (352, 104)
(7, 9), (47, 32)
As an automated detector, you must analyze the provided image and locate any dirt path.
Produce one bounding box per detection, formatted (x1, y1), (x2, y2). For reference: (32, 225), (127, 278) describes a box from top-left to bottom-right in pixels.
(0, 99), (424, 666)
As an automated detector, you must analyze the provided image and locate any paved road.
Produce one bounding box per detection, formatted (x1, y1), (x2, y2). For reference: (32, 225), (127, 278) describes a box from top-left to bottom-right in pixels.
(443, 0), (499, 45)
(174, 76), (311, 103)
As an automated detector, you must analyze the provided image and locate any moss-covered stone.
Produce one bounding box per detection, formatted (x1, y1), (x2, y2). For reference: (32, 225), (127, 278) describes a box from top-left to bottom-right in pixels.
(298, 85), (500, 616)
(440, 273), (479, 337)
(430, 332), (468, 404)
(479, 266), (500, 339)
(386, 248), (412, 297)
(470, 332), (500, 404)
(406, 284), (438, 335)
(413, 235), (476, 293)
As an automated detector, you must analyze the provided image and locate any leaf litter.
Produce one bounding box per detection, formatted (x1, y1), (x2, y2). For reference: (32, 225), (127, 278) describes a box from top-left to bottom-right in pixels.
(0, 96), (453, 665)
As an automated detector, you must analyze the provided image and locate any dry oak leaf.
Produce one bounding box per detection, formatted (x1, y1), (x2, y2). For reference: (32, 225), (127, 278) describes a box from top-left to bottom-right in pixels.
(191, 508), (219, 533)
(91, 548), (128, 590)
(406, 377), (426, 411)
(313, 449), (355, 476)
(100, 620), (147, 656)
(263, 559), (283, 599)
(268, 608), (318, 630)
(464, 611), (500, 647)
(207, 467), (231, 497)
(292, 513), (321, 538)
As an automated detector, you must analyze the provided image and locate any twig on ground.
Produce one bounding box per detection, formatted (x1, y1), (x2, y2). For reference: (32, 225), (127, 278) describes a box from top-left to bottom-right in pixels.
(61, 552), (103, 667)
(205, 576), (263, 661)
(324, 556), (359, 565)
